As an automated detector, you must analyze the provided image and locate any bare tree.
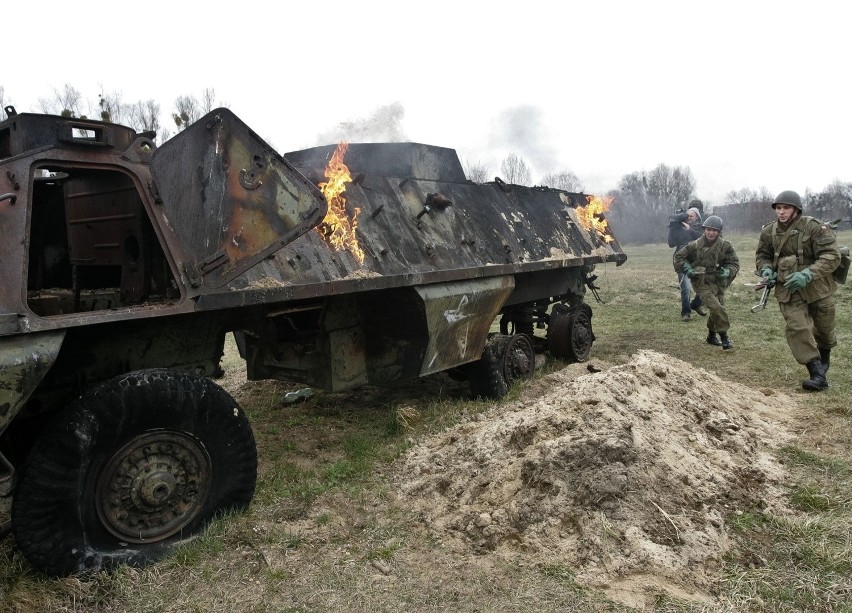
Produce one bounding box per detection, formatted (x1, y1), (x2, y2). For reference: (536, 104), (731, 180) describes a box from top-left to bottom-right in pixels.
(463, 159), (491, 183)
(200, 87), (218, 114)
(97, 89), (128, 124)
(39, 84), (84, 118)
(645, 164), (696, 214)
(0, 86), (6, 112)
(809, 180), (852, 226)
(500, 153), (531, 185)
(541, 171), (584, 192)
(715, 187), (774, 232)
(172, 95), (201, 131)
(127, 99), (162, 135)
(607, 163), (696, 244)
(173, 89), (226, 131)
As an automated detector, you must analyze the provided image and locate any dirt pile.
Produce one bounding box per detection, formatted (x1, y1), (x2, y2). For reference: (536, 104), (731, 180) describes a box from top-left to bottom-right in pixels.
(393, 350), (800, 607)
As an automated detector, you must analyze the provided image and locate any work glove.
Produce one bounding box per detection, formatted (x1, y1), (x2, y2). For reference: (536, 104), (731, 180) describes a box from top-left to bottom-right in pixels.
(760, 266), (777, 282)
(717, 267), (731, 280)
(682, 262), (697, 277)
(783, 268), (813, 291)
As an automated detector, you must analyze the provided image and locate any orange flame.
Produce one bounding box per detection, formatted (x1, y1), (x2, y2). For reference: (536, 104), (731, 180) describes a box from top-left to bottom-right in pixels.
(316, 142), (365, 263)
(576, 194), (614, 243)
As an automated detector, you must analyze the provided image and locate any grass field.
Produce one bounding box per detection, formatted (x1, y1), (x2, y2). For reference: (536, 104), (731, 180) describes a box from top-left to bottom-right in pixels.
(1, 231), (851, 612)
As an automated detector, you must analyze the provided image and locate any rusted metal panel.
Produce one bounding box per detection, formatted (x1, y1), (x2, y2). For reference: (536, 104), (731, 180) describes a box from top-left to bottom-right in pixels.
(150, 109), (327, 289)
(222, 167), (623, 303)
(415, 277), (515, 376)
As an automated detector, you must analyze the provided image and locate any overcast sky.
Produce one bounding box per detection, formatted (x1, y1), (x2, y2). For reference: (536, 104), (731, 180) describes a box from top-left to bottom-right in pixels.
(4, 1), (849, 205)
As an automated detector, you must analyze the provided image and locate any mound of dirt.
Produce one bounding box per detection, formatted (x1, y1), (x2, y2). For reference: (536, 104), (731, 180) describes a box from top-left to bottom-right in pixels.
(393, 350), (800, 608)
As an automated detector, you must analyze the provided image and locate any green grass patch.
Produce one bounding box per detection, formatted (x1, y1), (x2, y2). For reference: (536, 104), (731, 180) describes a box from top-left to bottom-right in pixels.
(4, 234), (852, 612)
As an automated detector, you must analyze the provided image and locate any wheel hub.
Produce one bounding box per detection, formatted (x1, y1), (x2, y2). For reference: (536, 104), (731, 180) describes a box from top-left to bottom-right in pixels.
(96, 431), (212, 543)
(502, 334), (535, 385)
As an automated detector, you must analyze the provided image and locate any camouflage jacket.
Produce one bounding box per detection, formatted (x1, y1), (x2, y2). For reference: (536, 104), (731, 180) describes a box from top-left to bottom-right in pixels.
(674, 235), (740, 288)
(755, 215), (839, 304)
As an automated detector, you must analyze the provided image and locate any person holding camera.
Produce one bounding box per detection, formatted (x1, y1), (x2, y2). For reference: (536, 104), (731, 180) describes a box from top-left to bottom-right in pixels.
(668, 199), (707, 321)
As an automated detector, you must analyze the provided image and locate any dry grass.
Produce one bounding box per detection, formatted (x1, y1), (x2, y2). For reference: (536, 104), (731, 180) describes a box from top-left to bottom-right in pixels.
(2, 232), (852, 612)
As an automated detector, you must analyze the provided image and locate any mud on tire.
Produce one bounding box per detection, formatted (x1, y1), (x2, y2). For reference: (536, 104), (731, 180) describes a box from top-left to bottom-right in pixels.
(11, 369), (257, 577)
(468, 334), (535, 400)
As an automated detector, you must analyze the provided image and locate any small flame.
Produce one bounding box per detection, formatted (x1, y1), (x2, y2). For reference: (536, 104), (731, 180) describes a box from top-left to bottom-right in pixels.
(576, 194), (614, 243)
(316, 142), (365, 263)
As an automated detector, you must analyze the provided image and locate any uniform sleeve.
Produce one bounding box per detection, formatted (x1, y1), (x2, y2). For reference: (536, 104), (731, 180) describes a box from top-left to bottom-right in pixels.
(755, 228), (774, 272)
(724, 243), (740, 278)
(807, 220), (841, 279)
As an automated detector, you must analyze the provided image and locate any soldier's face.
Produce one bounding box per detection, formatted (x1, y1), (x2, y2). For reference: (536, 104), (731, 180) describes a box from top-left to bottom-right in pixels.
(774, 203), (798, 223)
(704, 228), (720, 243)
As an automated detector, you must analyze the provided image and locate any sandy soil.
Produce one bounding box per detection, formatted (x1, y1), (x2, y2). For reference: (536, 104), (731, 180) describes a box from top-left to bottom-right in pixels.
(390, 350), (800, 609)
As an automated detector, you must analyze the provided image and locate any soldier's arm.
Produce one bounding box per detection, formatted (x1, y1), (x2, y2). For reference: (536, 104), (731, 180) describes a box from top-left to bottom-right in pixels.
(725, 243), (741, 277)
(808, 221), (841, 277)
(755, 230), (774, 271)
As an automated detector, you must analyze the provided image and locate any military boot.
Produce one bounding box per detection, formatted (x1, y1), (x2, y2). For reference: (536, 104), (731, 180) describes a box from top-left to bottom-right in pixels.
(706, 331), (722, 346)
(819, 347), (831, 372)
(719, 332), (733, 350)
(802, 360), (828, 391)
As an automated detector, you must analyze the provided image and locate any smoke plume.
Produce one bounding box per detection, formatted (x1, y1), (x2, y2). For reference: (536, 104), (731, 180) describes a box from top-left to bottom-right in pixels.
(487, 105), (558, 176)
(315, 102), (407, 144)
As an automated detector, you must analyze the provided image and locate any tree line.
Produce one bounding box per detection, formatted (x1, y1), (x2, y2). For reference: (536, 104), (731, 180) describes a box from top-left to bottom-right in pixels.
(0, 84), (224, 145)
(3, 84), (848, 245)
(466, 155), (851, 245)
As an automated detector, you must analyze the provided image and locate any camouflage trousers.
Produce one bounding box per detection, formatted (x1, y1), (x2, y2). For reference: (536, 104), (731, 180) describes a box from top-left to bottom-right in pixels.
(694, 283), (729, 333)
(778, 294), (837, 365)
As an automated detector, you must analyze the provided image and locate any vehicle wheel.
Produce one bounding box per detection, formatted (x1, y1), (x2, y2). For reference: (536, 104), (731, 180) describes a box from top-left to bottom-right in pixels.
(468, 337), (509, 400)
(548, 303), (594, 362)
(11, 369), (257, 577)
(501, 333), (535, 386)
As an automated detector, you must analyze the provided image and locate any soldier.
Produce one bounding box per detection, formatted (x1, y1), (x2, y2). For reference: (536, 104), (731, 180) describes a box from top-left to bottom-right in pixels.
(755, 190), (840, 391)
(674, 215), (740, 349)
(668, 202), (707, 321)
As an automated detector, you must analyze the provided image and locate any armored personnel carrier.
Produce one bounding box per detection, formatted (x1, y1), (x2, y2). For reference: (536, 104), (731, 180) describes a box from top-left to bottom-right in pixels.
(0, 106), (626, 575)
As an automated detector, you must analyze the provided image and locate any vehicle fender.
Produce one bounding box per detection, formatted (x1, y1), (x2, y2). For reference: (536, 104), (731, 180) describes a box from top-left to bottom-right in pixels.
(0, 330), (65, 435)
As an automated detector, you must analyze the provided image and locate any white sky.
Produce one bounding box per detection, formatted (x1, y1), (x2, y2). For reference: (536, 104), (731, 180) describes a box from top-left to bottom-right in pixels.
(4, 0), (849, 205)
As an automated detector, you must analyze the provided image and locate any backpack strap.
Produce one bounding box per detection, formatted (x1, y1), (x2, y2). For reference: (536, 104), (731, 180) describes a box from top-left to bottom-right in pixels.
(771, 221), (796, 270)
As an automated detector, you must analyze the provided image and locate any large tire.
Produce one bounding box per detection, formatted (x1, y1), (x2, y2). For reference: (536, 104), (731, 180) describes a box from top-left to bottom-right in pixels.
(502, 333), (535, 385)
(468, 340), (509, 400)
(11, 369), (257, 576)
(468, 334), (535, 399)
(548, 303), (594, 362)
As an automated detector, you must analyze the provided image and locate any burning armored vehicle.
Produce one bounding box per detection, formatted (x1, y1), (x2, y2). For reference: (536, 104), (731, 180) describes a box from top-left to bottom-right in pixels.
(0, 106), (626, 575)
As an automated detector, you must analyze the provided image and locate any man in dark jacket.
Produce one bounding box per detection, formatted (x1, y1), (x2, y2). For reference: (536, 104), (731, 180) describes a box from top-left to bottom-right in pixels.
(669, 202), (706, 321)
(755, 190), (840, 391)
(674, 215), (740, 349)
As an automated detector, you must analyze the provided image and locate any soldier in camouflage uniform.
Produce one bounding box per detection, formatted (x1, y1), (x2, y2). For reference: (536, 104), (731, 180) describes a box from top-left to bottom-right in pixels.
(674, 215), (740, 349)
(755, 190), (840, 391)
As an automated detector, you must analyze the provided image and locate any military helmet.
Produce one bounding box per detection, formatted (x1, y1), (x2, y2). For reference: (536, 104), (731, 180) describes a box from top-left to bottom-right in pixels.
(772, 190), (802, 211)
(688, 198), (704, 213)
(702, 215), (723, 231)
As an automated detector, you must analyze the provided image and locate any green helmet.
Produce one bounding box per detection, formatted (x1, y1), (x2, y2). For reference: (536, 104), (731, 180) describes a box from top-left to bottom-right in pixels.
(772, 190), (802, 211)
(702, 215), (723, 231)
(688, 198), (704, 214)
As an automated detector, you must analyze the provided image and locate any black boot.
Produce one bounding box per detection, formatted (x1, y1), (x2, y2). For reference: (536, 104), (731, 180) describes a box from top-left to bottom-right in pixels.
(802, 360), (828, 391)
(690, 298), (707, 317)
(706, 331), (722, 346)
(819, 347), (831, 372)
(719, 332), (733, 350)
